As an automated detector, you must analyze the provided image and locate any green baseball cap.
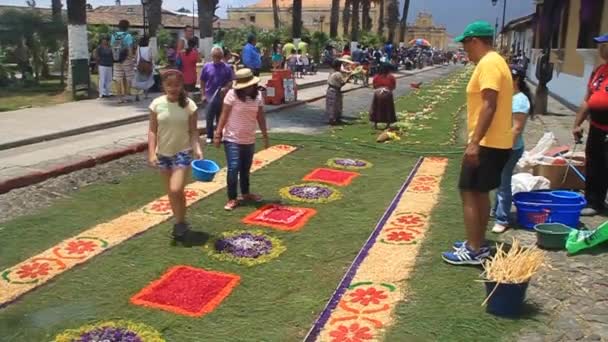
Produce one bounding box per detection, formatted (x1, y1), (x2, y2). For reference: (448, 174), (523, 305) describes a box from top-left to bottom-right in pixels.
(454, 21), (494, 43)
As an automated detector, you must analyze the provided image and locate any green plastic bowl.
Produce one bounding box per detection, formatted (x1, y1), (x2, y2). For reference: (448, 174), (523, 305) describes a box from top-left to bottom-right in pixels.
(533, 223), (573, 250)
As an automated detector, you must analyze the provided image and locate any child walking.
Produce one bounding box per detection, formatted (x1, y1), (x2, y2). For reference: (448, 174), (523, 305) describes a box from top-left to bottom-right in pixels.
(214, 68), (270, 211)
(148, 70), (203, 239)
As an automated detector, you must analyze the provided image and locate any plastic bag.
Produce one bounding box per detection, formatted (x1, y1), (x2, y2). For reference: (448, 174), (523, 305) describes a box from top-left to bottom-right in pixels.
(511, 173), (551, 195)
(566, 221), (608, 254)
(517, 132), (556, 172)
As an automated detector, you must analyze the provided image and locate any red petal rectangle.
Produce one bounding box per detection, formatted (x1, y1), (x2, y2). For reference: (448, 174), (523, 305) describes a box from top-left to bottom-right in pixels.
(302, 168), (360, 186)
(131, 265), (240, 317)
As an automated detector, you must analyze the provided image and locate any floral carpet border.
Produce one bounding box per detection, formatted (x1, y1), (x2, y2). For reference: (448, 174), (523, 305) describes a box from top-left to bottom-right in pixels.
(0, 145), (297, 308)
(304, 156), (448, 342)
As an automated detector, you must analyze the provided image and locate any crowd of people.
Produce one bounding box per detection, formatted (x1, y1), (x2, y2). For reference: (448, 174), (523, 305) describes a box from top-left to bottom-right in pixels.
(93, 17), (608, 246)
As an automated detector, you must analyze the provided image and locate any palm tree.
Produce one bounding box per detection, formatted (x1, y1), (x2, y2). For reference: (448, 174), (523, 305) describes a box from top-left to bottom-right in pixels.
(398, 0), (410, 44)
(376, 0), (384, 37)
(361, 0), (371, 31)
(292, 0), (302, 40)
(342, 0), (351, 37)
(329, 0), (340, 38)
(350, 0), (360, 42)
(147, 0), (162, 38)
(272, 0), (280, 29)
(385, 0), (398, 43)
(66, 0), (88, 90)
(197, 0), (218, 60)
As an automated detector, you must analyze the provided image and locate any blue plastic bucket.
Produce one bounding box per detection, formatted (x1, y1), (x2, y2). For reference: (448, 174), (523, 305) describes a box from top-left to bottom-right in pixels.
(513, 191), (586, 229)
(191, 159), (220, 182)
(485, 281), (529, 317)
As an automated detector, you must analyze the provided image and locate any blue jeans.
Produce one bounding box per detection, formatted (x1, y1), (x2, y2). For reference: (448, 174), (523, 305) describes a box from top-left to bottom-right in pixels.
(224, 141), (255, 200)
(206, 89), (222, 140)
(493, 148), (524, 225)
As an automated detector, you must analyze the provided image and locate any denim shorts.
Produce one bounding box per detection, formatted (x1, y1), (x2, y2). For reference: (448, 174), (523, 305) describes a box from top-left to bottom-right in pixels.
(157, 150), (192, 170)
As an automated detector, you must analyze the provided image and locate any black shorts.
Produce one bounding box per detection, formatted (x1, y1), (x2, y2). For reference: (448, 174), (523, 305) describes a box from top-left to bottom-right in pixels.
(459, 146), (512, 192)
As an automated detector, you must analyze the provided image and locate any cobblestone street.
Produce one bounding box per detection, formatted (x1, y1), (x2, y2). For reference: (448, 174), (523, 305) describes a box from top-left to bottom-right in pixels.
(505, 113), (608, 341)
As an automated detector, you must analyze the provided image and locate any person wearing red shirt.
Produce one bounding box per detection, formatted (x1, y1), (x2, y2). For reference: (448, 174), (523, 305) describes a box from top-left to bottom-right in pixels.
(573, 33), (608, 216)
(342, 44), (351, 57)
(369, 63), (397, 129)
(178, 39), (201, 92)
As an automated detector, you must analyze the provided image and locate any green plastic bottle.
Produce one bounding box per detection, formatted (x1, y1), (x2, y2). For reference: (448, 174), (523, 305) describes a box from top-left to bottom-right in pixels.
(566, 220), (608, 254)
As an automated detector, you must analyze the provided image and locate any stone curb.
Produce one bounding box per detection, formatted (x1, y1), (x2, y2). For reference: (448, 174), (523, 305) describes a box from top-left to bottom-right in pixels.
(0, 66), (441, 194)
(0, 142), (148, 195)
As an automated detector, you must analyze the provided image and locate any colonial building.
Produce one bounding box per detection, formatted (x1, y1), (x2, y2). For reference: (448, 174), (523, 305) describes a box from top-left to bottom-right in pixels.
(500, 13), (534, 58)
(525, 0), (608, 108)
(226, 0), (379, 35)
(404, 13), (449, 50)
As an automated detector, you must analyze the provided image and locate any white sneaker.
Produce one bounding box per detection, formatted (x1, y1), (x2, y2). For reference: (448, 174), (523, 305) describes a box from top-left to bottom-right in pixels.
(206, 138), (212, 144)
(492, 223), (508, 234)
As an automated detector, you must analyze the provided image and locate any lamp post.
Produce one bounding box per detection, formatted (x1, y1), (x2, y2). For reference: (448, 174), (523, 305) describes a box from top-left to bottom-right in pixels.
(492, 0), (507, 51)
(141, 0), (149, 36)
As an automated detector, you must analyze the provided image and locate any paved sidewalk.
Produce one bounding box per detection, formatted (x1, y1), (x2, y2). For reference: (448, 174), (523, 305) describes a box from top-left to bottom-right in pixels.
(0, 67), (436, 150)
(496, 98), (608, 341)
(0, 71), (327, 150)
(0, 66), (446, 194)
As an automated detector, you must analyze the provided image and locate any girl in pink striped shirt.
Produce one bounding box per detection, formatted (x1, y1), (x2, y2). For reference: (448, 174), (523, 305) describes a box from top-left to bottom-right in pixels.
(214, 68), (269, 211)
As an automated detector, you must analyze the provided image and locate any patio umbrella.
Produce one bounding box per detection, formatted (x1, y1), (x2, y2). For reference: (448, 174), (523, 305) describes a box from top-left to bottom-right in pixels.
(409, 38), (431, 47)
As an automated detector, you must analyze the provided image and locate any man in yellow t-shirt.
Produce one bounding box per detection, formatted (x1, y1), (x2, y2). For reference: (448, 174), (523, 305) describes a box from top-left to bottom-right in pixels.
(442, 21), (513, 266)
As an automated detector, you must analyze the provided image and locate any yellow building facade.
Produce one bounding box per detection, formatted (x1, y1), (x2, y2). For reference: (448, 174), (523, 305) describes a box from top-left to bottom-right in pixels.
(404, 12), (448, 50)
(525, 0), (608, 107)
(226, 0), (379, 36)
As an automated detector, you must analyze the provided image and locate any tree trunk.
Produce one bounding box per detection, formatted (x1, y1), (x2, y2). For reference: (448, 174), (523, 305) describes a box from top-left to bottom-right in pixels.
(66, 0), (88, 92)
(386, 0), (398, 43)
(361, 0), (371, 31)
(350, 0), (360, 42)
(147, 0), (162, 38)
(376, 0), (384, 37)
(342, 0), (351, 38)
(292, 0), (302, 39)
(198, 0), (218, 61)
(329, 0), (340, 38)
(398, 0), (409, 43)
(272, 0), (280, 29)
(51, 0), (62, 22)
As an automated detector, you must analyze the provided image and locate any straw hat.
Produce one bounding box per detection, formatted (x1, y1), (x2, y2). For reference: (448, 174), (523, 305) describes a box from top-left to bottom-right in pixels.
(233, 68), (260, 90)
(337, 56), (354, 64)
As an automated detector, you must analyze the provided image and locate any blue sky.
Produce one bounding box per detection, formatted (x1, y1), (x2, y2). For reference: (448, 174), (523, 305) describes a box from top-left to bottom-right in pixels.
(0, 0), (535, 35)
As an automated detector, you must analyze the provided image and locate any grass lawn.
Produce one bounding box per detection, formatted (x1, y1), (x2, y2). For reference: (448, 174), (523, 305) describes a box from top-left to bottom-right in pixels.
(383, 161), (538, 341)
(0, 67), (533, 341)
(0, 142), (417, 341)
(0, 79), (68, 112)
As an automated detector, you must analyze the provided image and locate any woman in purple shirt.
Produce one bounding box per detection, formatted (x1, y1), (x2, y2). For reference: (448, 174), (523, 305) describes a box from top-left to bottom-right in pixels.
(200, 47), (235, 143)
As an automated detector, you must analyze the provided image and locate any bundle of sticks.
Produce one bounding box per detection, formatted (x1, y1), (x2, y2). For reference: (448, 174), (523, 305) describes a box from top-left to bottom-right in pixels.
(481, 239), (546, 306)
(482, 239), (545, 284)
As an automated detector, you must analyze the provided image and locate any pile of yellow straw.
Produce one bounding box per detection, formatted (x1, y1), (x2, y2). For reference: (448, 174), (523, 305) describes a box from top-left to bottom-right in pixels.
(482, 239), (545, 284)
(481, 239), (545, 306)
